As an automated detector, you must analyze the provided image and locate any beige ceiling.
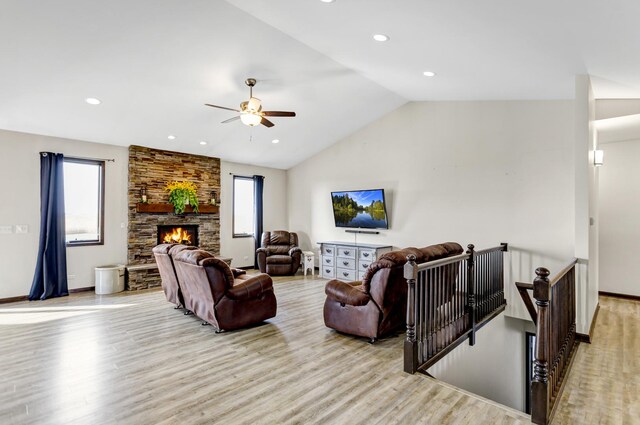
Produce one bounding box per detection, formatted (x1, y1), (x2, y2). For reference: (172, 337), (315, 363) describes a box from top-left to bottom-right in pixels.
(2, 0), (640, 168)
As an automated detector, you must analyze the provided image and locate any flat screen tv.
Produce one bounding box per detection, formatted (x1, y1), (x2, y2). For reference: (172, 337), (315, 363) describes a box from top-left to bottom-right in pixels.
(331, 189), (389, 229)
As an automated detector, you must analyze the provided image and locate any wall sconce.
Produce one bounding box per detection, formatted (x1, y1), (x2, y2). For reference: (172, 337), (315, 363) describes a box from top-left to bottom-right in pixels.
(594, 150), (604, 167)
(210, 190), (217, 205)
(140, 183), (148, 203)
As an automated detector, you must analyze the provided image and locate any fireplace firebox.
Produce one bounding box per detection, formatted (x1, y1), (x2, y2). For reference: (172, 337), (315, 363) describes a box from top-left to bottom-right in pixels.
(157, 225), (199, 246)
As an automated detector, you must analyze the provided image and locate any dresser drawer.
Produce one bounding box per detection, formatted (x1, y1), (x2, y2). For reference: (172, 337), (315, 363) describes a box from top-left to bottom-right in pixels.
(322, 245), (336, 256)
(322, 266), (335, 279)
(337, 258), (356, 269)
(337, 247), (356, 259)
(321, 255), (334, 267)
(358, 260), (371, 272)
(359, 248), (376, 261)
(336, 268), (356, 281)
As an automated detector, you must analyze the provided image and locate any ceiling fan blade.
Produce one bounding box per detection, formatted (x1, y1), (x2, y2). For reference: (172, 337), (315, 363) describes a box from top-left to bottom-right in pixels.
(262, 111), (296, 117)
(221, 116), (241, 124)
(205, 103), (240, 113)
(260, 117), (275, 128)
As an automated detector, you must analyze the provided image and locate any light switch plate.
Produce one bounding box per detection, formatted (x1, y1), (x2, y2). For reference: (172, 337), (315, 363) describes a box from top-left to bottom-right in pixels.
(15, 224), (28, 234)
(0, 225), (12, 234)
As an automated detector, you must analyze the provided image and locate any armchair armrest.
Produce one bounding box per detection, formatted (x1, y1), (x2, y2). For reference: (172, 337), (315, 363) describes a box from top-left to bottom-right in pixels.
(227, 273), (273, 300)
(256, 247), (268, 255)
(231, 268), (247, 278)
(325, 279), (370, 306)
(289, 246), (302, 256)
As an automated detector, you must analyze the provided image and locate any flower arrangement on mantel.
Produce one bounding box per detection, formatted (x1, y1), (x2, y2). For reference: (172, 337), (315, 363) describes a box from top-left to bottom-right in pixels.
(165, 181), (199, 214)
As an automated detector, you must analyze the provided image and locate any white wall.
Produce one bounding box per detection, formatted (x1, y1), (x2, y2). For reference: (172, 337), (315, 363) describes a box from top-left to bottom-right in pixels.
(427, 315), (536, 411)
(598, 139), (640, 296)
(0, 129), (129, 298)
(220, 161), (288, 268)
(574, 75), (599, 334)
(288, 100), (576, 321)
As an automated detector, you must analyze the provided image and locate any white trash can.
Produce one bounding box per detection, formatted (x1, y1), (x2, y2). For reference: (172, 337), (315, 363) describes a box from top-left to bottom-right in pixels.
(95, 265), (126, 295)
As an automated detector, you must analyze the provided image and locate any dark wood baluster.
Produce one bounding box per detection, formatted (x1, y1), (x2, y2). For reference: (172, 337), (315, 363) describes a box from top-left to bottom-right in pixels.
(467, 244), (476, 346)
(418, 269), (424, 364)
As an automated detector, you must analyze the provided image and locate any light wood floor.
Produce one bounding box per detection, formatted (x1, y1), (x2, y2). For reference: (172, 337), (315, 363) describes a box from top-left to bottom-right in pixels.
(0, 274), (529, 425)
(552, 296), (640, 425)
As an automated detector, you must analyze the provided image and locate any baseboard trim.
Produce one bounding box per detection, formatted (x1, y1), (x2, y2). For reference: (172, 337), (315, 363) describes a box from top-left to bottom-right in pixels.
(0, 295), (28, 304)
(0, 286), (95, 305)
(69, 286), (95, 294)
(576, 302), (600, 343)
(599, 291), (640, 301)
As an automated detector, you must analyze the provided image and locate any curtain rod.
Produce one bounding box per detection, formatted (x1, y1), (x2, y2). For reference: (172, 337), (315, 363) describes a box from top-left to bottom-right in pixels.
(69, 155), (115, 162)
(40, 152), (115, 162)
(229, 173), (265, 179)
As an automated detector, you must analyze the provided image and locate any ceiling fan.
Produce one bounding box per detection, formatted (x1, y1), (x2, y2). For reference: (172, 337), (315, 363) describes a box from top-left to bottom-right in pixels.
(205, 78), (296, 128)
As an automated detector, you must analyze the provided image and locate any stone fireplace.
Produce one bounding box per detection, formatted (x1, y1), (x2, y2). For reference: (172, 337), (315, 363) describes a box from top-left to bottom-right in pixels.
(157, 224), (199, 246)
(127, 145), (220, 290)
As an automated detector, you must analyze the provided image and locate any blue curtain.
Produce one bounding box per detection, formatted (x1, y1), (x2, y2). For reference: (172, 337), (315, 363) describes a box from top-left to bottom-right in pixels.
(29, 152), (68, 300)
(253, 175), (264, 269)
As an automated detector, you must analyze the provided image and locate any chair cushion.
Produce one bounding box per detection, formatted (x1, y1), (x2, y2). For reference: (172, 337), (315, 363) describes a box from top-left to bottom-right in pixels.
(268, 230), (292, 245)
(266, 245), (291, 255)
(266, 255), (293, 265)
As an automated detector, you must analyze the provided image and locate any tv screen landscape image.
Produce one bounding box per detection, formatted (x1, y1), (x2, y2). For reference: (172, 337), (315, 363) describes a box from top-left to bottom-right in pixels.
(331, 189), (389, 229)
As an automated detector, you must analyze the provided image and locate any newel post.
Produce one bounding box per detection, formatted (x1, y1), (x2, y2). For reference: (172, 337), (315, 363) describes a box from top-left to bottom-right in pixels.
(404, 254), (418, 374)
(532, 267), (551, 425)
(466, 244), (476, 346)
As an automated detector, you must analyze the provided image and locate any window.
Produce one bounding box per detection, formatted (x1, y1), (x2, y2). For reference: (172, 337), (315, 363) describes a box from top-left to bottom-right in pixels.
(233, 176), (254, 237)
(63, 158), (105, 246)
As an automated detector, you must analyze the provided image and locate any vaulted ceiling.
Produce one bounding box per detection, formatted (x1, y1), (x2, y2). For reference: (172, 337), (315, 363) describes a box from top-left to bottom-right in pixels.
(1, 1), (639, 168)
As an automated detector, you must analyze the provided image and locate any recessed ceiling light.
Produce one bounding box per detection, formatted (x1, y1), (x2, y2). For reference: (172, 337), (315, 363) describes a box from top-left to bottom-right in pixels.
(167, 135), (176, 140)
(373, 34), (389, 42)
(85, 97), (101, 105)
(423, 71), (437, 77)
(200, 141), (207, 145)
(320, 0), (335, 3)
(272, 139), (280, 144)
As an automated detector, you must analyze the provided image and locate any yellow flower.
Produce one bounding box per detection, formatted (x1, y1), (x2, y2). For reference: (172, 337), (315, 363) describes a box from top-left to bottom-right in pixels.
(165, 181), (198, 192)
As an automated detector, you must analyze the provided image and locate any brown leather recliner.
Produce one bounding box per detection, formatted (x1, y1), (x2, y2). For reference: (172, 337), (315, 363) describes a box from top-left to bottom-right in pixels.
(323, 242), (464, 342)
(152, 243), (197, 308)
(256, 231), (302, 275)
(173, 249), (277, 331)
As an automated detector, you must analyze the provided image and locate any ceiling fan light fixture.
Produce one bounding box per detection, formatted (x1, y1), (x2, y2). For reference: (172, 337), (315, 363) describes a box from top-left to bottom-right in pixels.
(247, 97), (262, 112)
(240, 112), (262, 126)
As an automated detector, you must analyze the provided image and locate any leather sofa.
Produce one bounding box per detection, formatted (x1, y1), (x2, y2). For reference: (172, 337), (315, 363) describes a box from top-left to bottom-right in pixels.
(152, 243), (197, 308)
(174, 249), (277, 331)
(256, 231), (302, 276)
(323, 242), (464, 342)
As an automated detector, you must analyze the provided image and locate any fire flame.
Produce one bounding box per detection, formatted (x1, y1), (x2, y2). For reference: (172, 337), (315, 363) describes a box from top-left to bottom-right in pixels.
(162, 227), (192, 245)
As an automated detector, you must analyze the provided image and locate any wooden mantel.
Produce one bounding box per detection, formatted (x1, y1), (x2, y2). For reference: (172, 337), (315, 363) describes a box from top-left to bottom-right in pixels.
(136, 203), (219, 214)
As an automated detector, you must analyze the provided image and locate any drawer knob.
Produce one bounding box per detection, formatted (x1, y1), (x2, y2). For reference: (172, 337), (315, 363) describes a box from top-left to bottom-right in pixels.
(325, 259), (330, 263)
(343, 261), (349, 266)
(325, 269), (331, 273)
(326, 249), (332, 253)
(344, 250), (350, 255)
(343, 272), (349, 277)
(363, 252), (370, 257)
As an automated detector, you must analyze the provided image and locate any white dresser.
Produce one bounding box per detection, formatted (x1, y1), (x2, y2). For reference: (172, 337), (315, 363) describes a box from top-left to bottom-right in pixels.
(318, 241), (393, 282)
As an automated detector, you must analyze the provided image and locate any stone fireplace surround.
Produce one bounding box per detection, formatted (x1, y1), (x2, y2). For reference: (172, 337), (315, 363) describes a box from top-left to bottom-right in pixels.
(127, 145), (220, 290)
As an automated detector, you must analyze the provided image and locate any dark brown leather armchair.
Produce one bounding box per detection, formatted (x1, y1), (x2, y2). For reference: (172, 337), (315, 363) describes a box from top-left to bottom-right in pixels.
(256, 231), (302, 275)
(174, 249), (277, 331)
(152, 243), (196, 308)
(323, 242), (463, 342)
